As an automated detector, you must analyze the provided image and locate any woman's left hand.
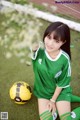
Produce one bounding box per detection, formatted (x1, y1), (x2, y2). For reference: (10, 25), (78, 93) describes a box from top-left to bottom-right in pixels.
(47, 101), (56, 114)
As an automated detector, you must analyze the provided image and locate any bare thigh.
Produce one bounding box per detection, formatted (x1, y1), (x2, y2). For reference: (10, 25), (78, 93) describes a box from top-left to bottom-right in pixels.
(56, 101), (71, 116)
(38, 98), (49, 115)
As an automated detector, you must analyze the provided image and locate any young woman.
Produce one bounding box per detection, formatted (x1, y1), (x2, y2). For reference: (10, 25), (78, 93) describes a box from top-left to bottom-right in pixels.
(31, 22), (80, 120)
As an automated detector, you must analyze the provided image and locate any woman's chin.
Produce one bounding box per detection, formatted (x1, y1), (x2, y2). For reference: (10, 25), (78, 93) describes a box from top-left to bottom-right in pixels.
(46, 48), (54, 53)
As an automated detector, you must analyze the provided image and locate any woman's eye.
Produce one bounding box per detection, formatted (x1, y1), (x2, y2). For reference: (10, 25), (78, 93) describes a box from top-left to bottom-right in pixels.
(47, 35), (51, 39)
(55, 40), (60, 43)
(56, 41), (59, 43)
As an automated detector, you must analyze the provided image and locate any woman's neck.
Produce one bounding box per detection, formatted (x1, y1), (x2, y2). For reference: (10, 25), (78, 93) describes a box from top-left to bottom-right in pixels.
(47, 49), (60, 59)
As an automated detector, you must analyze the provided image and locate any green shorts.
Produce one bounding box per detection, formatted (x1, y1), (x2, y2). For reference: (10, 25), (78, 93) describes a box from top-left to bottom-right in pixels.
(56, 86), (72, 102)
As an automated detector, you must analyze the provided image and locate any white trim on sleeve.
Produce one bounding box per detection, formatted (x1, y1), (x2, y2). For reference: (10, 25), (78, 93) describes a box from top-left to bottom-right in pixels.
(30, 47), (40, 60)
(56, 84), (70, 88)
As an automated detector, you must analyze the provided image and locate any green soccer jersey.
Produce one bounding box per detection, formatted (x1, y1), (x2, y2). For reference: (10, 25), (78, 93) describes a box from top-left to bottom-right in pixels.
(32, 48), (71, 100)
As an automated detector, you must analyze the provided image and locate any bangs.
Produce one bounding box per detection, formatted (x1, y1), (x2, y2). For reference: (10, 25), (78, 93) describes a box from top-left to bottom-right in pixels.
(47, 28), (65, 42)
(52, 31), (61, 42)
(53, 28), (66, 42)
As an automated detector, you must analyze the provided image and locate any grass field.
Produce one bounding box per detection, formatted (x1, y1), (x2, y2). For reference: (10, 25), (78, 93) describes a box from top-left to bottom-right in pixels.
(0, 46), (39, 120)
(0, 7), (80, 120)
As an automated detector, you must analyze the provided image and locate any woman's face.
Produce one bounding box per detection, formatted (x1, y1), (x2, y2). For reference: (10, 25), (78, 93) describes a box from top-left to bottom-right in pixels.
(44, 32), (65, 53)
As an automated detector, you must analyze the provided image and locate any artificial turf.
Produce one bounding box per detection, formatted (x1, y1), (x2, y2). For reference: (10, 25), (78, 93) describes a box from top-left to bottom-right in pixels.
(0, 11), (80, 120)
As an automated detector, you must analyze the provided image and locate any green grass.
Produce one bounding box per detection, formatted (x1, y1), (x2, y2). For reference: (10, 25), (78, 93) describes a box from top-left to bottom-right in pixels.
(0, 12), (40, 120)
(70, 30), (80, 109)
(0, 46), (39, 120)
(7, 0), (29, 4)
(0, 10), (80, 120)
(71, 31), (80, 93)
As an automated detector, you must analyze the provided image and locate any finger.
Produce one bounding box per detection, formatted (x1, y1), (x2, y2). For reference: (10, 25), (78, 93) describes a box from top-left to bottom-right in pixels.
(52, 108), (56, 115)
(47, 104), (50, 112)
(49, 105), (53, 112)
(49, 107), (52, 112)
(52, 109), (55, 115)
(47, 104), (51, 112)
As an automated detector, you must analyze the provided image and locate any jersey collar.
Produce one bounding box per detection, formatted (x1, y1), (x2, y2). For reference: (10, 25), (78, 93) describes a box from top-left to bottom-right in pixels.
(45, 49), (62, 61)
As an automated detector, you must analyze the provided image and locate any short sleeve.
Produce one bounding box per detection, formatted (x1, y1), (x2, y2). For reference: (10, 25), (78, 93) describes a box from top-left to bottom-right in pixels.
(56, 59), (71, 88)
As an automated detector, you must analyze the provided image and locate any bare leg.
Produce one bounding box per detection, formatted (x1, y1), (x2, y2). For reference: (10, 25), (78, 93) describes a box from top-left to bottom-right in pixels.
(38, 98), (49, 115)
(38, 98), (53, 120)
(56, 101), (71, 116)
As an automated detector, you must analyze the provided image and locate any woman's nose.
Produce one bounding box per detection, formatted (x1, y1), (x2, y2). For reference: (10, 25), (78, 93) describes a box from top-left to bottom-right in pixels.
(48, 39), (53, 45)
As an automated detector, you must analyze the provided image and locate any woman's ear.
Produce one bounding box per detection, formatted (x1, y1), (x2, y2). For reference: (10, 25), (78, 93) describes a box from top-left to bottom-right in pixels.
(63, 40), (66, 44)
(61, 40), (66, 46)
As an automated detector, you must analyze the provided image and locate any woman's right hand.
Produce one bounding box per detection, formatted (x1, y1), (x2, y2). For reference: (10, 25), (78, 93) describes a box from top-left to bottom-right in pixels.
(32, 42), (39, 52)
(47, 101), (56, 114)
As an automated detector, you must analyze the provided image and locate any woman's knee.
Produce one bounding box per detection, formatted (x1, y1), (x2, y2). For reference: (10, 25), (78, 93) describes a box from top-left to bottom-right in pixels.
(56, 101), (71, 116)
(38, 99), (53, 120)
(38, 98), (49, 114)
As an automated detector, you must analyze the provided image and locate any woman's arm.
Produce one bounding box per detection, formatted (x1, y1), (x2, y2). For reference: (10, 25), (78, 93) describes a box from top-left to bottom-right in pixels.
(30, 42), (39, 60)
(32, 42), (39, 52)
(47, 86), (62, 113)
(51, 86), (62, 102)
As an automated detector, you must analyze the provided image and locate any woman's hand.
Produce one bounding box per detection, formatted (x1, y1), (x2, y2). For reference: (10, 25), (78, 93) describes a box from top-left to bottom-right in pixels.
(32, 42), (39, 52)
(47, 101), (56, 114)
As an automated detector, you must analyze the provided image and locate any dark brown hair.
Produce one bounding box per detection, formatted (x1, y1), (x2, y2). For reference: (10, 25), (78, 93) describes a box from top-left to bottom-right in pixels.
(43, 22), (71, 59)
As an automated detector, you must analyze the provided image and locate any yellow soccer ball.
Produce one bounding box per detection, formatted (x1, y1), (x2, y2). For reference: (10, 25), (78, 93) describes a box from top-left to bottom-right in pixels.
(9, 81), (32, 104)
